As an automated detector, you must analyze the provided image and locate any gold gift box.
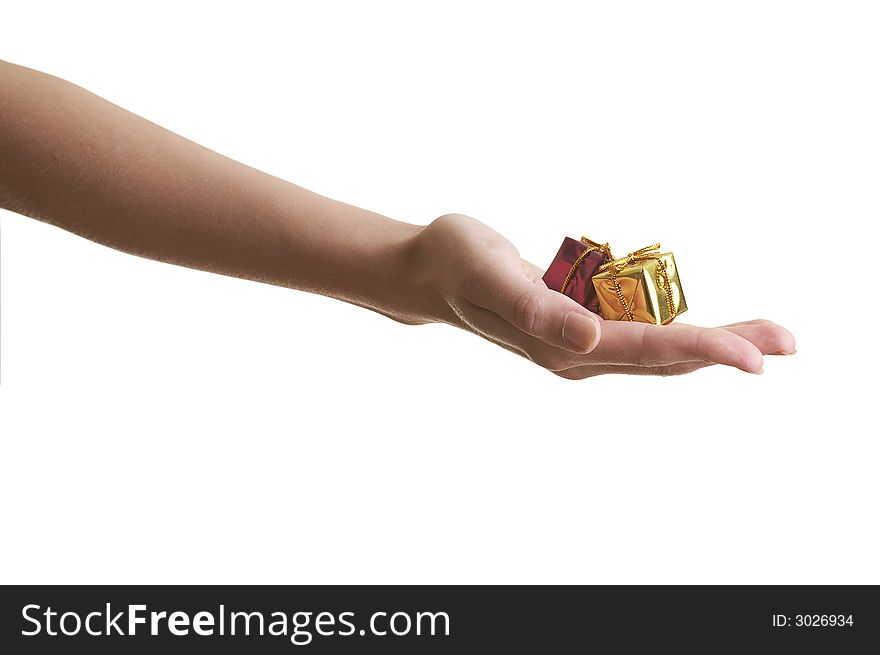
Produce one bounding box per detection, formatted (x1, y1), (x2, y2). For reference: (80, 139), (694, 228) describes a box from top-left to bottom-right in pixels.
(591, 246), (687, 325)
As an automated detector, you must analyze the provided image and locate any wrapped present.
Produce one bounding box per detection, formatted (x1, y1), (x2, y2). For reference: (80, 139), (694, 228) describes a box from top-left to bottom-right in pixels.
(542, 236), (613, 314)
(591, 244), (687, 324)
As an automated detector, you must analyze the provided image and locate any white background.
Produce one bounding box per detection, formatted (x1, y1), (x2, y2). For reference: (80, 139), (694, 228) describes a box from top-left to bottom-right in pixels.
(1, 1), (878, 584)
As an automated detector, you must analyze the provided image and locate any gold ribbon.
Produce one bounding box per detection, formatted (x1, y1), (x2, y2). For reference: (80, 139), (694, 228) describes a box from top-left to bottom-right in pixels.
(559, 237), (613, 295)
(597, 244), (677, 322)
(597, 243), (662, 273)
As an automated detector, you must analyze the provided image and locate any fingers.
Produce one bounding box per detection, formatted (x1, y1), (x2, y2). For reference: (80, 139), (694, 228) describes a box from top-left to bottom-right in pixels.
(460, 303), (721, 377)
(719, 319), (796, 355)
(462, 284), (775, 376)
(555, 361), (715, 379)
(467, 266), (601, 354)
(589, 321), (765, 373)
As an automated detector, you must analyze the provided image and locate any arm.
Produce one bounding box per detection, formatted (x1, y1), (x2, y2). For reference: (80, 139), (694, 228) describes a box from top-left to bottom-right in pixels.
(0, 60), (794, 377)
(0, 60), (433, 324)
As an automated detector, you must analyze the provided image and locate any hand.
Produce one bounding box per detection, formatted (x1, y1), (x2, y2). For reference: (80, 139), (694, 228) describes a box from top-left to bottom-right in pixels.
(414, 214), (795, 378)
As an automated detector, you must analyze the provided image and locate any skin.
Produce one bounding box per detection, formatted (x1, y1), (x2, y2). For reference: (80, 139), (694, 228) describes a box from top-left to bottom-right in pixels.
(0, 60), (795, 378)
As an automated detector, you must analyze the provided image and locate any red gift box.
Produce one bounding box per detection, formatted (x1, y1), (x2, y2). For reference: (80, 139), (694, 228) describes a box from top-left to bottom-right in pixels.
(542, 237), (612, 315)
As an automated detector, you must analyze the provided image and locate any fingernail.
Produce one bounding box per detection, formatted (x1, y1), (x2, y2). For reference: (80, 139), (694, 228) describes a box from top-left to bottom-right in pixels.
(563, 311), (599, 352)
(753, 368), (764, 375)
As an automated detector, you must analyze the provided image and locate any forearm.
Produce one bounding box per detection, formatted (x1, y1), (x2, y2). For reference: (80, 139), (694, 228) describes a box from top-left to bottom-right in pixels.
(0, 60), (438, 323)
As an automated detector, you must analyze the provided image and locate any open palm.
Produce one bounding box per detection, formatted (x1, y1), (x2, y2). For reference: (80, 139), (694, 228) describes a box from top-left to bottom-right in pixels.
(418, 214), (794, 378)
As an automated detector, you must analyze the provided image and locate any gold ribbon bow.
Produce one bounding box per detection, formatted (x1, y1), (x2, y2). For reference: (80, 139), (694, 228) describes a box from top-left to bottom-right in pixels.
(597, 243), (661, 273)
(560, 237), (613, 295)
(597, 244), (677, 322)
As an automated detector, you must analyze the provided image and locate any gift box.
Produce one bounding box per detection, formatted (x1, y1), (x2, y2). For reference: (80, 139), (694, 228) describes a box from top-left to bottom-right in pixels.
(591, 244), (687, 325)
(542, 236), (612, 314)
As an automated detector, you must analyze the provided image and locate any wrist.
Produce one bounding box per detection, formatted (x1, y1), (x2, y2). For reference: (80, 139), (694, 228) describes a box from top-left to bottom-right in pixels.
(390, 221), (458, 326)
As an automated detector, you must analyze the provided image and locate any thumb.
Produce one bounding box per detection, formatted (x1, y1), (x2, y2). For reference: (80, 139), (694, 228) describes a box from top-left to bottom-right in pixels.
(478, 273), (602, 353)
